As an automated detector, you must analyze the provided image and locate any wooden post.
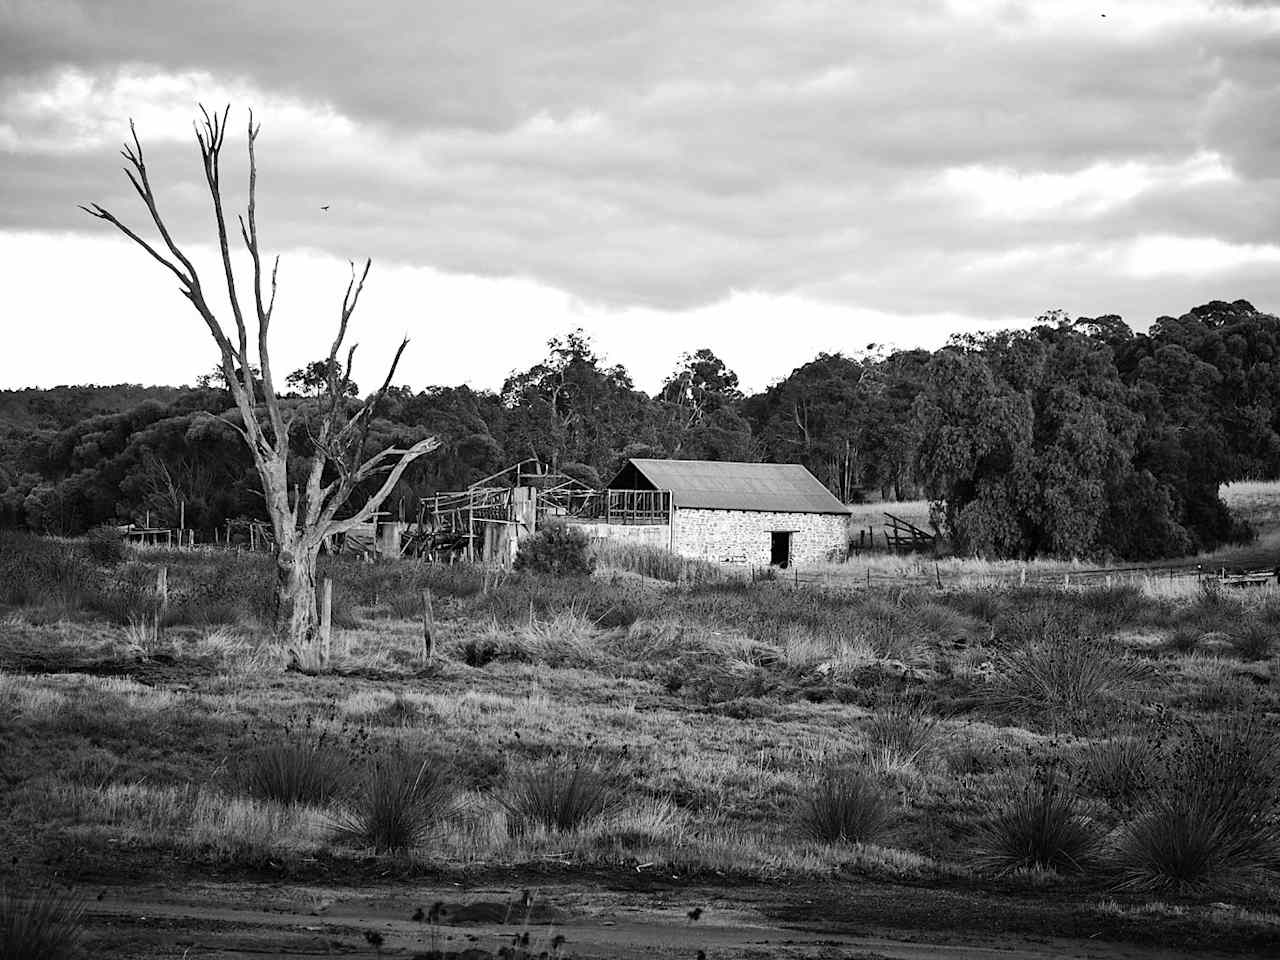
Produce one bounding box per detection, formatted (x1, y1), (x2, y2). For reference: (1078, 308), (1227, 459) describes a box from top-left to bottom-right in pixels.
(421, 588), (435, 663)
(320, 578), (333, 664)
(1020, 567), (1026, 587)
(866, 568), (871, 589)
(935, 562), (942, 590)
(179, 501), (185, 536)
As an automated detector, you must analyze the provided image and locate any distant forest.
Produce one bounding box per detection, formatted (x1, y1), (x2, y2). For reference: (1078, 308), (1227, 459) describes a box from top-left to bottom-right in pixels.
(3, 298), (1279, 561)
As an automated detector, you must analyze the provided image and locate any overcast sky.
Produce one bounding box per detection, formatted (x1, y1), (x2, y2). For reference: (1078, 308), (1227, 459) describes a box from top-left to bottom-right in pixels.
(3, 0), (1279, 394)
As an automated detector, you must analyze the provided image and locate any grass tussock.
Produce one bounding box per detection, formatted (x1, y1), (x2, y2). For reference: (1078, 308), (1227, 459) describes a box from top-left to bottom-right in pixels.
(865, 694), (941, 771)
(1228, 620), (1275, 661)
(1077, 735), (1152, 809)
(239, 735), (351, 806)
(798, 769), (895, 845)
(593, 540), (725, 583)
(0, 886), (85, 960)
(1112, 716), (1279, 894)
(333, 753), (455, 853)
(985, 634), (1150, 729)
(972, 767), (1101, 876)
(500, 761), (617, 835)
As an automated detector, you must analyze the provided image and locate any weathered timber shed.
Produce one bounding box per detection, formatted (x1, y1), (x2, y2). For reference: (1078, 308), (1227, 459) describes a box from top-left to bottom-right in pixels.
(586, 459), (852, 566)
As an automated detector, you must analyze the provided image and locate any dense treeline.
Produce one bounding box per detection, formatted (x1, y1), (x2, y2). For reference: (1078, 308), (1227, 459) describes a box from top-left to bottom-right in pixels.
(2, 300), (1278, 560)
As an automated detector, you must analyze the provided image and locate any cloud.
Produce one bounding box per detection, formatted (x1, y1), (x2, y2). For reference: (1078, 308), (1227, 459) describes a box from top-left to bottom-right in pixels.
(2, 1), (1280, 389)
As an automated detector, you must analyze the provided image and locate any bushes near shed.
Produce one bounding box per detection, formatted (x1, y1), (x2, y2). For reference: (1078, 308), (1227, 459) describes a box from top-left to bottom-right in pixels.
(514, 521), (595, 577)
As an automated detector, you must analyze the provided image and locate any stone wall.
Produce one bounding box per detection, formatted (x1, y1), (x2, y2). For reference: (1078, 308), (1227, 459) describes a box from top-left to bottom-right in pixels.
(672, 508), (850, 565)
(569, 520), (672, 549)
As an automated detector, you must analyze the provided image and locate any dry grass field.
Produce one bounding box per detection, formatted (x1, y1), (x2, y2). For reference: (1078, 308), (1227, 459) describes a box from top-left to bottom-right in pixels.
(0, 519), (1278, 958)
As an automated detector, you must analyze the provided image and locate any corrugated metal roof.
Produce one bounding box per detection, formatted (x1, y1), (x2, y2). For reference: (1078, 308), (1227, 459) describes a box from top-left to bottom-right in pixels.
(612, 459), (851, 514)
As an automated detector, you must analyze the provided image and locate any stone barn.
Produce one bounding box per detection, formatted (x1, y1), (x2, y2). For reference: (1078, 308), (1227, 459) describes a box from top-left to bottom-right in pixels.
(586, 458), (852, 567)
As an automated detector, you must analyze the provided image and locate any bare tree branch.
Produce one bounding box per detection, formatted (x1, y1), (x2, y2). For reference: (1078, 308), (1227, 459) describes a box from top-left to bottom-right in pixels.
(324, 437), (441, 537)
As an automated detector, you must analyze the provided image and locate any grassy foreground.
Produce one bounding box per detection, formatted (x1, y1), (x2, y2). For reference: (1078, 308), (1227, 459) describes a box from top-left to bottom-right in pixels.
(0, 531), (1278, 956)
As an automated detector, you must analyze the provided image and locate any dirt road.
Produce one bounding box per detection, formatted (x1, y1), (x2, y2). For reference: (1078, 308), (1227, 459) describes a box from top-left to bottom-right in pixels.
(78, 881), (1259, 959)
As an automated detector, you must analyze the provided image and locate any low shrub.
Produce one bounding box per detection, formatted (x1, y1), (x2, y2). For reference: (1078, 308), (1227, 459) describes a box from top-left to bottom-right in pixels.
(1111, 715), (1279, 893)
(334, 752), (454, 853)
(972, 767), (1101, 875)
(514, 522), (595, 577)
(500, 760), (616, 834)
(0, 885), (85, 960)
(797, 769), (894, 844)
(239, 735), (352, 806)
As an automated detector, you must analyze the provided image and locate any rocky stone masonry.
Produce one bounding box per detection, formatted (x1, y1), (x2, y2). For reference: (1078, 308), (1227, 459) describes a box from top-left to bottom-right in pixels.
(672, 508), (850, 565)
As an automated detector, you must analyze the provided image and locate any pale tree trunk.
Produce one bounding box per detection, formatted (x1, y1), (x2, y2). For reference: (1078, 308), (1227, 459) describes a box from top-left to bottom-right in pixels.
(275, 535), (320, 641)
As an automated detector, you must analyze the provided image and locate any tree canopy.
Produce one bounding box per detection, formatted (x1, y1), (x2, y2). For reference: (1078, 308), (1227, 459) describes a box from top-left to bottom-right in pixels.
(4, 300), (1279, 561)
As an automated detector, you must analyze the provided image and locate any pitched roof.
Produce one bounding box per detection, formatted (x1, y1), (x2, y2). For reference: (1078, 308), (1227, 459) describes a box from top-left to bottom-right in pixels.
(610, 459), (851, 514)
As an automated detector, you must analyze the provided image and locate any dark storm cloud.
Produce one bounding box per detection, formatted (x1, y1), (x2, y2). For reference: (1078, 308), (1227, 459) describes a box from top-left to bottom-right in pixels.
(3, 0), (1280, 326)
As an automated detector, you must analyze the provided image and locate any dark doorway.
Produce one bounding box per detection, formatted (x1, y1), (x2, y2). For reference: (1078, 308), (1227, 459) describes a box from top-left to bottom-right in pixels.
(770, 531), (792, 568)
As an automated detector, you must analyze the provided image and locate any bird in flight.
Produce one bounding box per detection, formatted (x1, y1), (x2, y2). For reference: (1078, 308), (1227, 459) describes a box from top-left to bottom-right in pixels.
(320, 204), (330, 211)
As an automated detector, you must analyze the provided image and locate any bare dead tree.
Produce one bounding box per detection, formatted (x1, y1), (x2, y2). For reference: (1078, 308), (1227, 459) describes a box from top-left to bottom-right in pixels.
(82, 105), (439, 655)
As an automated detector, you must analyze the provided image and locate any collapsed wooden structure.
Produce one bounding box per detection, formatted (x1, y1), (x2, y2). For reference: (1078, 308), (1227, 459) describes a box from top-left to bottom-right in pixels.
(406, 461), (600, 563)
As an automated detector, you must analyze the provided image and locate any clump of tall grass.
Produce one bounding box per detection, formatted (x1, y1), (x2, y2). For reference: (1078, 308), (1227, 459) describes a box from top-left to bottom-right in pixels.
(797, 769), (894, 844)
(83, 525), (128, 566)
(1075, 584), (1148, 631)
(1164, 625), (1202, 654)
(1228, 621), (1275, 661)
(865, 695), (941, 771)
(0, 532), (93, 610)
(334, 752), (455, 853)
(1111, 715), (1279, 893)
(854, 615), (922, 663)
(516, 608), (607, 667)
(972, 767), (1101, 875)
(239, 734), (351, 806)
(0, 885), (85, 960)
(500, 760), (617, 834)
(1077, 735), (1152, 809)
(984, 634), (1150, 730)
(593, 541), (724, 584)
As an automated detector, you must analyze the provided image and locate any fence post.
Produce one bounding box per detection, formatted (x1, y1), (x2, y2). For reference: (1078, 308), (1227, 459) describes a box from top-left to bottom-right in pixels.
(156, 566), (168, 607)
(320, 578), (333, 665)
(421, 588), (435, 664)
(935, 562), (942, 590)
